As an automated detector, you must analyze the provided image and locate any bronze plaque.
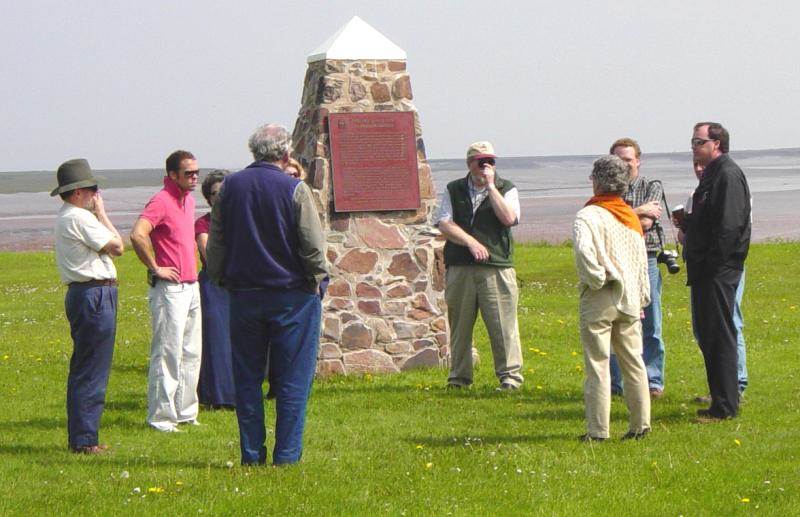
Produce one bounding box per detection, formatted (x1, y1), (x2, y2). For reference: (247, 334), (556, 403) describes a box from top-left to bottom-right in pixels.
(329, 112), (420, 212)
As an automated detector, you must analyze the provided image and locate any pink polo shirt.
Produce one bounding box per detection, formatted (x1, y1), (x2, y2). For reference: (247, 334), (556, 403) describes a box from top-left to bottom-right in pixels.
(140, 177), (198, 282)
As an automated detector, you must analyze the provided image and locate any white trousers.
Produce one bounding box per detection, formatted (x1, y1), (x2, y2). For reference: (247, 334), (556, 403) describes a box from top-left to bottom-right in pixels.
(147, 281), (202, 430)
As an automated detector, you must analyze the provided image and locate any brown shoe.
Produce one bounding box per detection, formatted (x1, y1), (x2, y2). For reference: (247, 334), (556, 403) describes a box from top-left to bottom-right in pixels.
(649, 388), (664, 399)
(71, 444), (109, 455)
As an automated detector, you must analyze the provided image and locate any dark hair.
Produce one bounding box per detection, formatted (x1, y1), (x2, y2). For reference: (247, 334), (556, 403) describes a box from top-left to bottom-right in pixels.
(165, 150), (196, 175)
(609, 137), (641, 158)
(201, 169), (229, 203)
(694, 122), (729, 153)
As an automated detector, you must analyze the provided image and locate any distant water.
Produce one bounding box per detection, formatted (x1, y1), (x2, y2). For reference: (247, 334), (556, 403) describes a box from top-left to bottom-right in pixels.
(1, 148), (798, 250)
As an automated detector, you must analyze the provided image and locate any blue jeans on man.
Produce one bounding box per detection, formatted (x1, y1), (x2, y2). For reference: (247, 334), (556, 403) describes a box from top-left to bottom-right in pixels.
(611, 254), (664, 393)
(734, 269), (748, 393)
(65, 284), (117, 449)
(229, 288), (321, 465)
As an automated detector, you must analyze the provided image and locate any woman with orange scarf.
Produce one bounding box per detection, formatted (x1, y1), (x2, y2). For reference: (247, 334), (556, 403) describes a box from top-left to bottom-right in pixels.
(573, 155), (651, 442)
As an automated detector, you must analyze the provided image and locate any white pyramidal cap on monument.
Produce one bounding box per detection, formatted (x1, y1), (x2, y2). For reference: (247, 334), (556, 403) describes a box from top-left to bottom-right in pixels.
(307, 15), (407, 63)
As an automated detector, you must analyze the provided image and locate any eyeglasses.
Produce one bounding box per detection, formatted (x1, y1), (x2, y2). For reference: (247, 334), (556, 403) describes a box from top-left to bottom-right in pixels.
(691, 138), (716, 148)
(182, 169), (200, 178)
(477, 158), (496, 167)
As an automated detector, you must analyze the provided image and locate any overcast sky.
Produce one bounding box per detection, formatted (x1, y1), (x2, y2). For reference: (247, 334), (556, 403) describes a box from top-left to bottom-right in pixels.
(1, 0), (798, 170)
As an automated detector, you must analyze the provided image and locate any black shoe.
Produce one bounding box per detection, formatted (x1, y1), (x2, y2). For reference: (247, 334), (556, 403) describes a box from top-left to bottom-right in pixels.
(611, 387), (623, 397)
(579, 434), (607, 443)
(446, 382), (464, 390)
(621, 429), (650, 441)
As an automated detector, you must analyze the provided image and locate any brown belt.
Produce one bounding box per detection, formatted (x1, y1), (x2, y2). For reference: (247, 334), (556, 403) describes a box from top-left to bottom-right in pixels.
(69, 279), (118, 287)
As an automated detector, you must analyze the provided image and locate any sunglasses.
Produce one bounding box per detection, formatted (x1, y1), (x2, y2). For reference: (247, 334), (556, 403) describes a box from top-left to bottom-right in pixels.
(691, 138), (716, 148)
(477, 158), (496, 167)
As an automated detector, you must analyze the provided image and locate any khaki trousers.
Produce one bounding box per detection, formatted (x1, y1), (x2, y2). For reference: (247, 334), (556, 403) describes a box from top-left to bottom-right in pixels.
(580, 283), (650, 438)
(446, 265), (523, 387)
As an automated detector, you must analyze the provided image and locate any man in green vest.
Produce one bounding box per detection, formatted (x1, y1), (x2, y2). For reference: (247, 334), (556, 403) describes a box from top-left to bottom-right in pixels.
(435, 141), (523, 390)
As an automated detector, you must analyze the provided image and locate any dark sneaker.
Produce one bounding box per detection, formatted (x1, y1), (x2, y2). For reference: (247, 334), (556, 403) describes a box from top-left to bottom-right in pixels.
(611, 387), (623, 397)
(71, 444), (109, 455)
(579, 434), (607, 443)
(622, 429), (650, 440)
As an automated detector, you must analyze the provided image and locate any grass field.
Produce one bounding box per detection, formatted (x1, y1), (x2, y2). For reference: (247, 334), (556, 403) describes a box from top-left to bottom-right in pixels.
(0, 243), (798, 515)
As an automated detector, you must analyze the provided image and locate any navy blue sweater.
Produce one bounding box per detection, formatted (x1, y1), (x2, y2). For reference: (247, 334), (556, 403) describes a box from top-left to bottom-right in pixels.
(215, 162), (309, 291)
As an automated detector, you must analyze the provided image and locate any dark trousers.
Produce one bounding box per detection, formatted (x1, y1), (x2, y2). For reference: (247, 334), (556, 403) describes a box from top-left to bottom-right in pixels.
(229, 288), (320, 465)
(65, 284), (117, 448)
(691, 267), (741, 418)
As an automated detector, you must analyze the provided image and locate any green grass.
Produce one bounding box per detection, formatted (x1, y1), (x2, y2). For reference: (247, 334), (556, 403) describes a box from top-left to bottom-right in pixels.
(0, 244), (798, 515)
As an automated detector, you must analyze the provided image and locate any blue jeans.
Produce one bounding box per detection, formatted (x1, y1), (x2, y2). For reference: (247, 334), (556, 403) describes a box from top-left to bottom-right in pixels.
(65, 284), (117, 449)
(611, 255), (664, 392)
(229, 288), (321, 465)
(734, 269), (748, 393)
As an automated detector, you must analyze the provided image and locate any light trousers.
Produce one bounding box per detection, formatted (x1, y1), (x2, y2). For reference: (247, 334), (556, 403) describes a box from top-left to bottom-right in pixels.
(446, 265), (523, 387)
(580, 283), (650, 438)
(147, 281), (202, 430)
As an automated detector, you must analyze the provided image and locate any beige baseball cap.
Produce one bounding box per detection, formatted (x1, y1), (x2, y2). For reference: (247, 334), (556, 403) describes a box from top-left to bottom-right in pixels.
(466, 141), (496, 162)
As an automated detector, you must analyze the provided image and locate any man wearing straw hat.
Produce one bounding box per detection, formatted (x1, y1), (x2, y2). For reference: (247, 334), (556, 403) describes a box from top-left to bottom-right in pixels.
(52, 158), (124, 454)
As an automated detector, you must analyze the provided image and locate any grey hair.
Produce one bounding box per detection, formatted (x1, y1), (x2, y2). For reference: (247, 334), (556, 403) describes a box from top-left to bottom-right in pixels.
(248, 124), (292, 162)
(591, 155), (631, 195)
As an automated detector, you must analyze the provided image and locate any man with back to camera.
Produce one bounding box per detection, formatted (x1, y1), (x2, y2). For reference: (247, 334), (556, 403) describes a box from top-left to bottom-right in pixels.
(52, 158), (124, 453)
(435, 141), (523, 391)
(130, 150), (202, 432)
(608, 138), (668, 399)
(685, 122), (751, 422)
(206, 124), (328, 466)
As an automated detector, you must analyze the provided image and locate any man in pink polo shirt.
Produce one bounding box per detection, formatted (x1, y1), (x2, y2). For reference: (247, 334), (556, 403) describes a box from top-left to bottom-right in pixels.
(130, 150), (201, 432)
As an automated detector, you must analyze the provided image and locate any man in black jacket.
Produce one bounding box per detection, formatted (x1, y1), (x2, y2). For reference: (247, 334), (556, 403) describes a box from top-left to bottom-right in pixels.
(685, 122), (751, 421)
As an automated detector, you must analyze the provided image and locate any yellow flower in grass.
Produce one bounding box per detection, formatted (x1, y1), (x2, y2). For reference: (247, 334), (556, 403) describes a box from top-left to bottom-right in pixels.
(734, 439), (741, 446)
(571, 351), (578, 357)
(175, 481), (184, 486)
(425, 462), (433, 469)
(741, 498), (750, 503)
(415, 445), (424, 450)
(536, 385), (543, 390)
(147, 487), (164, 494)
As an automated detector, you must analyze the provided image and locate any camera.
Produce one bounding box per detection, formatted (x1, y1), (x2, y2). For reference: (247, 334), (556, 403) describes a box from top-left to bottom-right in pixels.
(657, 249), (680, 274)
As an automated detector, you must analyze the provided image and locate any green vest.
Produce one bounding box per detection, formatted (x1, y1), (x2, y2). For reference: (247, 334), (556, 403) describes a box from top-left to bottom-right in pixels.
(443, 175), (515, 268)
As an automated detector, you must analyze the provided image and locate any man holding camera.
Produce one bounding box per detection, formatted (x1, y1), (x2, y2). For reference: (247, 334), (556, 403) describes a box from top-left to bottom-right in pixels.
(130, 150), (202, 433)
(685, 122), (751, 422)
(435, 141), (523, 390)
(609, 138), (667, 399)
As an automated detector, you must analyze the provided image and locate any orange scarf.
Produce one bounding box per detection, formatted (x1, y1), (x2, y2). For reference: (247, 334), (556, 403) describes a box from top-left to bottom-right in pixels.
(585, 195), (643, 236)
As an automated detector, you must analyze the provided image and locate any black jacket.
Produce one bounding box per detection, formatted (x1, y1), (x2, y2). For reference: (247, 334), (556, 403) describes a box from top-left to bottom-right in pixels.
(684, 154), (751, 285)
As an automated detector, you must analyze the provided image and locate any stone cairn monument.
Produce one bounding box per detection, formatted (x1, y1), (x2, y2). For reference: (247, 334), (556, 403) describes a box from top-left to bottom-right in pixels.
(291, 16), (448, 376)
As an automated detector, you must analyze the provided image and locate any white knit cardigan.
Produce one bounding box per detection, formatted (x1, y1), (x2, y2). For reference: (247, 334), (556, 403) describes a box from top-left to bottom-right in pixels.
(573, 205), (651, 317)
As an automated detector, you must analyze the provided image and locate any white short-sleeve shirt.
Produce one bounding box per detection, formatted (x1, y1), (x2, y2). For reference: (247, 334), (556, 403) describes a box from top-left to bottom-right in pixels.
(434, 177), (521, 226)
(55, 203), (116, 284)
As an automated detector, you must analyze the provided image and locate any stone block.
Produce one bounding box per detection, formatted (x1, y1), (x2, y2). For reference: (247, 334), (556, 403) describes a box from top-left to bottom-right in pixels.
(401, 347), (440, 371)
(326, 248), (339, 264)
(418, 163), (434, 199)
(317, 359), (346, 377)
(393, 321), (427, 339)
(432, 247), (445, 291)
(385, 340), (413, 355)
(432, 317), (447, 332)
(412, 293), (434, 312)
(392, 74), (413, 100)
(338, 249), (379, 274)
(413, 338), (436, 350)
(370, 82), (391, 103)
(387, 284), (412, 298)
(340, 312), (359, 324)
(323, 317), (341, 340)
(367, 317), (393, 343)
(330, 213), (350, 232)
(356, 282), (381, 298)
(388, 61), (406, 72)
(327, 279), (351, 297)
(319, 343), (343, 359)
(384, 301), (406, 315)
(355, 218), (407, 249)
(414, 248), (429, 269)
(388, 252), (421, 281)
(349, 81), (367, 101)
(408, 308), (434, 321)
(357, 300), (381, 315)
(343, 349), (399, 374)
(341, 322), (373, 350)
(328, 298), (353, 311)
(413, 281), (427, 293)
